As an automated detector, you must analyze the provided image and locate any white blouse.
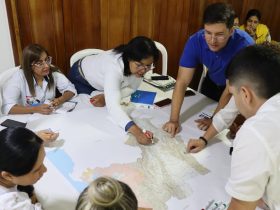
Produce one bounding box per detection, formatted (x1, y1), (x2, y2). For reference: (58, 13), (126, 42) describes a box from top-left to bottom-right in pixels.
(82, 50), (142, 129)
(0, 185), (42, 210)
(1, 69), (77, 114)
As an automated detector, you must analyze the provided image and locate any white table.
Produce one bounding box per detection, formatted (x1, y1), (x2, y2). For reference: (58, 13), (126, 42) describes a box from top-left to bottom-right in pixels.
(0, 82), (233, 210)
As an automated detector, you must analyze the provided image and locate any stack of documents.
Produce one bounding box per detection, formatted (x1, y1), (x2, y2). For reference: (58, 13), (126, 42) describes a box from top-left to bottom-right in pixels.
(143, 72), (176, 91)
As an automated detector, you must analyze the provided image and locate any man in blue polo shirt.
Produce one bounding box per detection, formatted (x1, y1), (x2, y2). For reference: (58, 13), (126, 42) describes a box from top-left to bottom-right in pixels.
(163, 2), (254, 136)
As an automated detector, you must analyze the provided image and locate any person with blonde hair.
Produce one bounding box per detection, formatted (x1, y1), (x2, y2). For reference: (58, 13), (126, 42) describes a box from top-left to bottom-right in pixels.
(76, 176), (152, 210)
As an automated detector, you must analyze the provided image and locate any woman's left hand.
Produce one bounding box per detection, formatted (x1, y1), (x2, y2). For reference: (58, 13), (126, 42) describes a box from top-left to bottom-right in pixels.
(90, 94), (106, 107)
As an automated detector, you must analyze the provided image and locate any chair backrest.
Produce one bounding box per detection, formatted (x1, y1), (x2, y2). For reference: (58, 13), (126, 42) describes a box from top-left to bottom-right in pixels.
(70, 49), (105, 67)
(154, 41), (168, 75)
(0, 66), (20, 115)
(197, 65), (208, 93)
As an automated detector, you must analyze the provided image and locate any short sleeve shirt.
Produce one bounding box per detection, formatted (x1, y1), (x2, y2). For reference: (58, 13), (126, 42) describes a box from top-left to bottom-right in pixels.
(179, 29), (254, 86)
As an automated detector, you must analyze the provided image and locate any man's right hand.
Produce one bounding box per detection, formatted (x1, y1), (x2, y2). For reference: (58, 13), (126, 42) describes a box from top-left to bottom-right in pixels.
(186, 138), (207, 153)
(162, 121), (181, 137)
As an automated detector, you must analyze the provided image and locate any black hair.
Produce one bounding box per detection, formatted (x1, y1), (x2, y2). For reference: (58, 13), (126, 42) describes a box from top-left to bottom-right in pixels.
(203, 2), (235, 29)
(113, 36), (160, 76)
(0, 127), (43, 176)
(245, 9), (261, 21)
(226, 43), (280, 99)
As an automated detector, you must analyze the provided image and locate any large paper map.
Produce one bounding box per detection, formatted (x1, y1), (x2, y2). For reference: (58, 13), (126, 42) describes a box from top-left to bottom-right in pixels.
(44, 115), (209, 210)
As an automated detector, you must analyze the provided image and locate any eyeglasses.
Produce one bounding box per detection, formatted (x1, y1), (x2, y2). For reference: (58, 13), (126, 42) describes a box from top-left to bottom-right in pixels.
(134, 61), (155, 71)
(32, 56), (52, 68)
(204, 31), (227, 42)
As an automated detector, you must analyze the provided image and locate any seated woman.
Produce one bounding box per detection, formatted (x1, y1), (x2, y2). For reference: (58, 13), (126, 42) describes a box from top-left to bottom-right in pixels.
(0, 127), (48, 209)
(240, 9), (271, 44)
(76, 176), (151, 210)
(68, 36), (159, 145)
(233, 14), (240, 29)
(1, 44), (77, 115)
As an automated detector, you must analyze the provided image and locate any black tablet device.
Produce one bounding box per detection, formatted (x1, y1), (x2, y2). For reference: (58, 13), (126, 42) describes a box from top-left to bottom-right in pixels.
(0, 119), (27, 128)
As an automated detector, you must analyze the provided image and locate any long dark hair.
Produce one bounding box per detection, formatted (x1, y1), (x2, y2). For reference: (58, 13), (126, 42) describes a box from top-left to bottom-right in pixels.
(113, 36), (160, 76)
(0, 127), (43, 176)
(22, 44), (58, 96)
(245, 9), (261, 21)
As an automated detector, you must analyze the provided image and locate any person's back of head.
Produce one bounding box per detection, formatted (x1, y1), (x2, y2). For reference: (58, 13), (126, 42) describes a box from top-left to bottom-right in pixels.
(203, 2), (235, 29)
(0, 127), (43, 176)
(76, 176), (138, 210)
(227, 43), (280, 99)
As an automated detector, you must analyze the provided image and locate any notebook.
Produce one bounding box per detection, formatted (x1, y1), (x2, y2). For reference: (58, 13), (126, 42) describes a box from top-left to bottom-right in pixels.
(130, 90), (156, 105)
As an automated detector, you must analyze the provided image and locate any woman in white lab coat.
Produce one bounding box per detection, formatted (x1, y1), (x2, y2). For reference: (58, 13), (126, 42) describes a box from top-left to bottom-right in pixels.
(1, 44), (77, 115)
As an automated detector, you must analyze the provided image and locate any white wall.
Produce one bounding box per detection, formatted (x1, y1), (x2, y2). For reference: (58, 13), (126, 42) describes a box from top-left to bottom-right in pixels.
(0, 0), (15, 72)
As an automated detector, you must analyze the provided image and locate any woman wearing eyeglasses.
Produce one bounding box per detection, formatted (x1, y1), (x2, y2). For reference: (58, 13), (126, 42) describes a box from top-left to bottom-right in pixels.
(1, 44), (77, 115)
(68, 36), (159, 145)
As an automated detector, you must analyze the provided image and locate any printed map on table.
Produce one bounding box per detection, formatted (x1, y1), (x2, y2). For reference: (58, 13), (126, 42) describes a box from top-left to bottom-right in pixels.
(46, 117), (209, 210)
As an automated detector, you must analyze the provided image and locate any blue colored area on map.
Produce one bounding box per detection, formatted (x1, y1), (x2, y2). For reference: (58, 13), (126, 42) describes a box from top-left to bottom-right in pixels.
(47, 149), (87, 192)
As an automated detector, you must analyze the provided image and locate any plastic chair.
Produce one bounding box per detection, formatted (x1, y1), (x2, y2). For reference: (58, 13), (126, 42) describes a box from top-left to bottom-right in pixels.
(0, 66), (20, 115)
(154, 41), (168, 75)
(197, 65), (208, 93)
(70, 49), (105, 67)
(70, 42), (168, 75)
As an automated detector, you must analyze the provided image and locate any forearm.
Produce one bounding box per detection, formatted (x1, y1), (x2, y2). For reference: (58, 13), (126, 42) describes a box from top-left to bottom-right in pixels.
(9, 104), (36, 114)
(170, 82), (187, 122)
(227, 197), (258, 210)
(202, 123), (219, 141)
(212, 84), (232, 116)
(128, 124), (142, 136)
(58, 91), (75, 103)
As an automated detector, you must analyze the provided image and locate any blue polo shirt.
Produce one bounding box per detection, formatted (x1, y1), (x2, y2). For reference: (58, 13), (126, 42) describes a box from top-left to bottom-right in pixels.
(179, 29), (254, 86)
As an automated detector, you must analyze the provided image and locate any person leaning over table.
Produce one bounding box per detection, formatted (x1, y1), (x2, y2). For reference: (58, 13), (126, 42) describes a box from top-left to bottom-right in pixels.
(76, 176), (152, 210)
(1, 44), (77, 115)
(68, 36), (159, 145)
(240, 9), (271, 44)
(187, 44), (280, 210)
(162, 3), (254, 136)
(0, 127), (59, 209)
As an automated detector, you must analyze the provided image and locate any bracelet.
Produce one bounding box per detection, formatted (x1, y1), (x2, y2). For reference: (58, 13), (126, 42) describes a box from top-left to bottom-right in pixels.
(199, 136), (208, 146)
